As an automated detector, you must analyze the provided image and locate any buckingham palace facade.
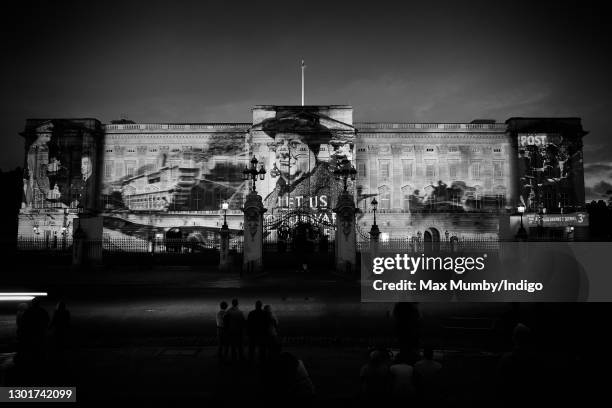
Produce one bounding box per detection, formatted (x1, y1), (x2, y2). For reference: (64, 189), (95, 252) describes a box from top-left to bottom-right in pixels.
(16, 104), (589, 243)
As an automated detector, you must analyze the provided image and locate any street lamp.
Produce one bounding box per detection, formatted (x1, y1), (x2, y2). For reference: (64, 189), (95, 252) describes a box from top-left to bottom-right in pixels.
(517, 204), (528, 241)
(333, 158), (357, 192)
(242, 156), (266, 192)
(369, 197), (380, 241)
(221, 201), (229, 228)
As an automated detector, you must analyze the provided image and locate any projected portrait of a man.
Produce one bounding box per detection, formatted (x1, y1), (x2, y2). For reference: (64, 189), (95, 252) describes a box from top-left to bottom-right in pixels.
(260, 116), (351, 212)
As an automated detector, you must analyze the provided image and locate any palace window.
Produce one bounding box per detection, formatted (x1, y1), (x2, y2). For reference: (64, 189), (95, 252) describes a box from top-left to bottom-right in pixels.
(378, 185), (391, 210)
(115, 162), (124, 178)
(379, 160), (390, 179)
(425, 164), (435, 179)
(471, 162), (481, 180)
(104, 161), (114, 178)
(401, 185), (412, 211)
(402, 160), (413, 180)
(125, 160), (137, 178)
(494, 161), (504, 178)
(449, 161), (458, 179)
(357, 162), (367, 178)
(448, 145), (459, 153)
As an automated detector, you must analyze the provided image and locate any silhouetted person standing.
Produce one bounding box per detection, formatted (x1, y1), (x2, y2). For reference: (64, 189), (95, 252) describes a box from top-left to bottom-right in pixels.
(224, 299), (245, 362)
(414, 347), (443, 406)
(49, 301), (71, 351)
(263, 304), (279, 358)
(247, 300), (266, 363)
(360, 348), (392, 405)
(216, 301), (229, 361)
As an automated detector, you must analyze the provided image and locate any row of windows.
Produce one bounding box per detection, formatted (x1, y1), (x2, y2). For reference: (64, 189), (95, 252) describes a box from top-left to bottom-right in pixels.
(365, 185), (507, 210)
(105, 145), (198, 154)
(356, 145), (504, 154)
(357, 161), (505, 180)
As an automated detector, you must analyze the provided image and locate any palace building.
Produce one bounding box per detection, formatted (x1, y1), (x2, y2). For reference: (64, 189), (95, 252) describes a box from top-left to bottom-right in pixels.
(17, 105), (589, 245)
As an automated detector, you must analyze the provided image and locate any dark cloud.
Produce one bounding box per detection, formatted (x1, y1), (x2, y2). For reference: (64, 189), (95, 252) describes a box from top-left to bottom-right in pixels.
(584, 163), (612, 173)
(585, 180), (612, 200)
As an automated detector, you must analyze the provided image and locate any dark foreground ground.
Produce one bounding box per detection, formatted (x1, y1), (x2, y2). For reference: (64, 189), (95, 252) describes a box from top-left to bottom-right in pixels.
(0, 265), (605, 405)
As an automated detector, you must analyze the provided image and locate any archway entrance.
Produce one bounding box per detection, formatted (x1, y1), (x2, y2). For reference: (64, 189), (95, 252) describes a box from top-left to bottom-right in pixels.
(423, 227), (441, 252)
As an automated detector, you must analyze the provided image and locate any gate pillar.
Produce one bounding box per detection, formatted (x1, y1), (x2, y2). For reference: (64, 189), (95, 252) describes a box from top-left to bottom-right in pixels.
(333, 190), (357, 276)
(242, 190), (267, 276)
(369, 222), (380, 258)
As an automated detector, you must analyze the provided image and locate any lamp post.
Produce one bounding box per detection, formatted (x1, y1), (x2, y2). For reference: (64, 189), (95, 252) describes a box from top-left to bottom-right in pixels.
(517, 204), (528, 241)
(219, 201), (230, 271)
(333, 158), (357, 192)
(221, 201), (229, 229)
(61, 226), (67, 250)
(242, 156), (266, 192)
(61, 208), (68, 250)
(369, 198), (380, 243)
(518, 204), (525, 228)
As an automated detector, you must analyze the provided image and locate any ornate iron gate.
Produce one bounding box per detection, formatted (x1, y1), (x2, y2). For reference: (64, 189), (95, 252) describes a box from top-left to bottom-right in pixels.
(263, 208), (336, 270)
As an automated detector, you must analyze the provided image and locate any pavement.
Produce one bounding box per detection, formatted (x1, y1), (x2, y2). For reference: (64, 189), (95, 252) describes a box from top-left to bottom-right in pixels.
(0, 265), (598, 405)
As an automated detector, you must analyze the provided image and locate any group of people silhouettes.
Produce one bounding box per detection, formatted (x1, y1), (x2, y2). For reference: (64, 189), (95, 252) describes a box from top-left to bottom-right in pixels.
(216, 299), (279, 363)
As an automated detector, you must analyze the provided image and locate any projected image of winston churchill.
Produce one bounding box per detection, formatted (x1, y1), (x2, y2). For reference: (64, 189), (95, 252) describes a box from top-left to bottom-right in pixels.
(263, 131), (345, 212)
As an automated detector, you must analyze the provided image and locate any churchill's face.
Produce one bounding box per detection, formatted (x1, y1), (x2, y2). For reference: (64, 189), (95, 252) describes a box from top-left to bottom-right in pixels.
(273, 133), (316, 180)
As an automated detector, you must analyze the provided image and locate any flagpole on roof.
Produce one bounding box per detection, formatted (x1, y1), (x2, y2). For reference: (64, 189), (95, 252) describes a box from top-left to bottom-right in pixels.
(301, 59), (305, 106)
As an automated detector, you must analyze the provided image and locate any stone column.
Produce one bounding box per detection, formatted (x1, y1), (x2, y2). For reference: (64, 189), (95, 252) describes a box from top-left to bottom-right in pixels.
(219, 224), (231, 272)
(242, 190), (267, 276)
(334, 190), (357, 276)
(72, 214), (103, 268)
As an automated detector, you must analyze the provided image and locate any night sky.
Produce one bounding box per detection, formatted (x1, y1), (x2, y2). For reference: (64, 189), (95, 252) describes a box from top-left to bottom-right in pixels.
(2, 0), (611, 200)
